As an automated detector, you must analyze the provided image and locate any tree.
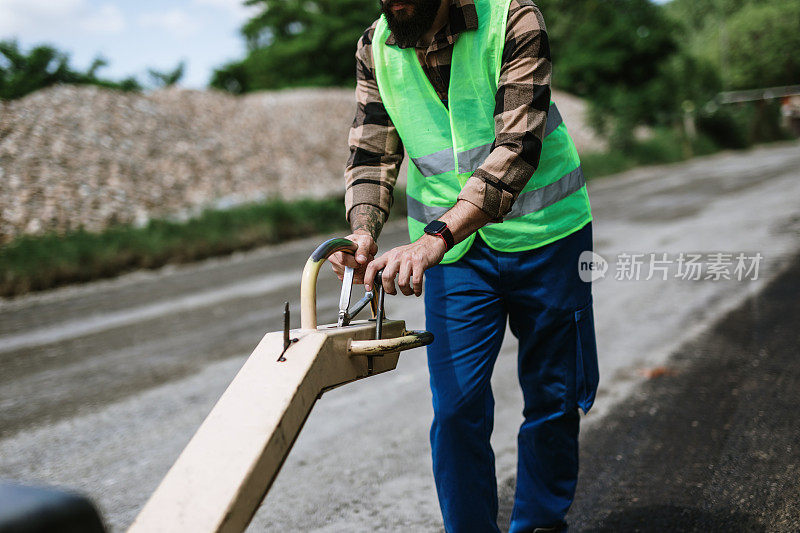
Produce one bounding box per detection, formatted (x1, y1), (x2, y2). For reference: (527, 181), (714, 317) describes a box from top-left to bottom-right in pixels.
(538, 0), (681, 146)
(665, 0), (800, 90)
(724, 0), (800, 89)
(662, 0), (798, 145)
(0, 41), (72, 100)
(665, 0), (752, 32)
(0, 40), (141, 101)
(148, 60), (186, 88)
(211, 0), (378, 92)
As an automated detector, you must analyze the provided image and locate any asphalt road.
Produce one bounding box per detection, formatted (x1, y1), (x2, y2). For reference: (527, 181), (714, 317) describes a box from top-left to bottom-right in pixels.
(564, 251), (800, 532)
(0, 142), (799, 531)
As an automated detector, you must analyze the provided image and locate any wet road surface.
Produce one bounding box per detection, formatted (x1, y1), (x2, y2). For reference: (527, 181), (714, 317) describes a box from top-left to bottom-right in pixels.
(0, 142), (799, 531)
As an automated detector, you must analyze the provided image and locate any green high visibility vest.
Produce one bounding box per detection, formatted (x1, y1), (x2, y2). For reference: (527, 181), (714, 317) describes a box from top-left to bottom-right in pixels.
(371, 0), (592, 263)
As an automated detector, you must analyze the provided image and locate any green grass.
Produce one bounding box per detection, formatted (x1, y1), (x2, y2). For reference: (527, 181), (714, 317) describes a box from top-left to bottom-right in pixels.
(1, 192), (410, 298)
(0, 196), (353, 297)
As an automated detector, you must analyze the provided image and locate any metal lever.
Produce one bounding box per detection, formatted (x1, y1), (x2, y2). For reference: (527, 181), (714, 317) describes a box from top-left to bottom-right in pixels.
(337, 267), (355, 327)
(346, 292), (374, 323)
(374, 269), (385, 340)
(301, 238), (358, 330)
(337, 267), (376, 327)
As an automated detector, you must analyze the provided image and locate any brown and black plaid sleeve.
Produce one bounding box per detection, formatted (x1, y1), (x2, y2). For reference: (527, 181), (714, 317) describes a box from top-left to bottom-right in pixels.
(457, 1), (551, 221)
(343, 21), (404, 222)
(344, 0), (552, 223)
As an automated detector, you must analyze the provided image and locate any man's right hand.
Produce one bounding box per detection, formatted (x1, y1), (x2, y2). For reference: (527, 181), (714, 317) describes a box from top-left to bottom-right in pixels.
(329, 231), (377, 283)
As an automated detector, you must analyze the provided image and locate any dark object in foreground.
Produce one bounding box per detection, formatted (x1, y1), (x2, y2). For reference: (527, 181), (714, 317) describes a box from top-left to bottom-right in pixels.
(0, 482), (105, 533)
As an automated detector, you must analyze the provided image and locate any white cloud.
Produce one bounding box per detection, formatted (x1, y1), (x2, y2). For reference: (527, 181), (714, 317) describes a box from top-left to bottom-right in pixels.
(138, 9), (201, 38)
(0, 0), (127, 37)
(80, 4), (126, 34)
(0, 0), (85, 17)
(0, 0), (85, 35)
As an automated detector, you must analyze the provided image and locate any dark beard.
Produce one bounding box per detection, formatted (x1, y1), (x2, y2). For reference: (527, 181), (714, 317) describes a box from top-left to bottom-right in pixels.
(380, 0), (442, 48)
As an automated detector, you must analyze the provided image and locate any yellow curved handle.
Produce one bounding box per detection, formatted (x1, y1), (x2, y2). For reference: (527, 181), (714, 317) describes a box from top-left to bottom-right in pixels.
(348, 330), (434, 356)
(301, 238), (358, 330)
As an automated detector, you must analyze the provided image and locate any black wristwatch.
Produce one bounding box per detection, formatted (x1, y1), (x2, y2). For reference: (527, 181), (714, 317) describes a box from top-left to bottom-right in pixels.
(424, 220), (454, 251)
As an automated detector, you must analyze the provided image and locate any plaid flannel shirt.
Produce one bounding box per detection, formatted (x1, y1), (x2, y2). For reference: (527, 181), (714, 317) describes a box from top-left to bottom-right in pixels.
(344, 0), (552, 223)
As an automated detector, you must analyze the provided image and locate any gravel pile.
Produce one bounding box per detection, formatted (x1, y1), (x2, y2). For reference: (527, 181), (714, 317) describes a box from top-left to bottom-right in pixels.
(0, 85), (602, 243)
(552, 90), (607, 154)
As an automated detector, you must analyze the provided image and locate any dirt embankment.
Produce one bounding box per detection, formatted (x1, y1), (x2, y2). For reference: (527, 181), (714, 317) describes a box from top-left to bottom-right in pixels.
(0, 85), (602, 243)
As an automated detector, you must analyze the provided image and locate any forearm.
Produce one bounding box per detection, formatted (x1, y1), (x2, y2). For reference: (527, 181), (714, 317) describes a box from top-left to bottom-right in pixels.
(437, 199), (492, 246)
(349, 204), (387, 240)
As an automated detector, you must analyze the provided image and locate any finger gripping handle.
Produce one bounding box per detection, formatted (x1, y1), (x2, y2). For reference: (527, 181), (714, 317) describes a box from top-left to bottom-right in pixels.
(301, 238), (358, 330)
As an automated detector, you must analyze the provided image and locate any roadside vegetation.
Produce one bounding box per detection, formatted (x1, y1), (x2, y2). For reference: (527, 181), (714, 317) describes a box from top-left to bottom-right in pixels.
(0, 195), (406, 298)
(579, 131), (714, 179)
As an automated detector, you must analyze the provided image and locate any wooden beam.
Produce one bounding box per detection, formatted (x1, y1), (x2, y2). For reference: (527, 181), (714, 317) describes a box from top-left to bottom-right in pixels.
(128, 318), (408, 533)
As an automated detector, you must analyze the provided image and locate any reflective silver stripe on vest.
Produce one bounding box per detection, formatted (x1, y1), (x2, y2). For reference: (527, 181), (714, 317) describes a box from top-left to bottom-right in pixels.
(457, 143), (493, 174)
(406, 195), (451, 224)
(545, 103), (564, 137)
(407, 165), (585, 225)
(501, 165), (585, 221)
(410, 147), (455, 177)
(454, 103), (566, 174)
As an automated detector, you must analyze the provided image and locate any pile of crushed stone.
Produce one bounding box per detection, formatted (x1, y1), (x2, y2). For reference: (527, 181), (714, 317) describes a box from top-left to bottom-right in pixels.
(0, 85), (603, 243)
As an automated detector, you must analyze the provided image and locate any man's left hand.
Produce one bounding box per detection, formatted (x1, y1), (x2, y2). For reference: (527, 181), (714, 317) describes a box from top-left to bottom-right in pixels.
(365, 235), (447, 297)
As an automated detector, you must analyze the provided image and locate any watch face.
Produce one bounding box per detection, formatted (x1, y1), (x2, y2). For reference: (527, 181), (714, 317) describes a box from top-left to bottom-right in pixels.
(425, 220), (447, 234)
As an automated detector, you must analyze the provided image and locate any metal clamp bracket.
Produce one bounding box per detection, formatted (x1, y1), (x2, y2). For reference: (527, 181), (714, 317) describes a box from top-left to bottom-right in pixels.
(299, 238), (433, 358)
(337, 266), (376, 327)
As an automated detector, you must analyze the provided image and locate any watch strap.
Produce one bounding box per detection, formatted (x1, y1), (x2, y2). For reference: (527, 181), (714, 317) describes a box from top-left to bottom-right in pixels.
(424, 221), (454, 251)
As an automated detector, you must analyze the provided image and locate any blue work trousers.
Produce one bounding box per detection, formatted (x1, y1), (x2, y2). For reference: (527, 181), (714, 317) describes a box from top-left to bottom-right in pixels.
(424, 223), (599, 533)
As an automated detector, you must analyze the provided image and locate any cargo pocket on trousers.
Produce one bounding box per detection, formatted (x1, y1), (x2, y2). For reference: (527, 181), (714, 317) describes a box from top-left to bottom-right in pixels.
(575, 302), (599, 414)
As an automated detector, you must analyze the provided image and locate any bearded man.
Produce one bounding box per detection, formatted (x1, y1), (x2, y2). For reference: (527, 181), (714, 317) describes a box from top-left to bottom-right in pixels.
(329, 1), (599, 531)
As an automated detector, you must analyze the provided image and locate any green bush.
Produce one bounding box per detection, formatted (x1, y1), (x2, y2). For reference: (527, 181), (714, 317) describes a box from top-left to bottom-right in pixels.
(580, 151), (636, 179)
(690, 134), (723, 157)
(627, 129), (686, 165)
(580, 128), (727, 179)
(696, 108), (751, 150)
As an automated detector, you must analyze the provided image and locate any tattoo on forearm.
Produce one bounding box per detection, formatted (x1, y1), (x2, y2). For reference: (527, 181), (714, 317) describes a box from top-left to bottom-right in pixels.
(350, 205), (386, 240)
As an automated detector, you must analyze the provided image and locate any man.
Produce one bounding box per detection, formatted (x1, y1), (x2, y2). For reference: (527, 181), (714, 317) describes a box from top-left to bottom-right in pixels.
(330, 0), (599, 531)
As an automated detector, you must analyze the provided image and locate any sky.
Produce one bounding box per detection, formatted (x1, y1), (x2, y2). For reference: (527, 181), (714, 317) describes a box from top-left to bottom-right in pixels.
(0, 0), (258, 88)
(1, 0), (674, 90)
